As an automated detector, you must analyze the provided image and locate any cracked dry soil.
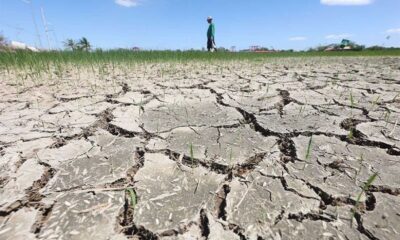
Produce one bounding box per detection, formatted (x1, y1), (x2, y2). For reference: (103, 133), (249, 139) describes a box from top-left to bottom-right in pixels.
(0, 57), (400, 240)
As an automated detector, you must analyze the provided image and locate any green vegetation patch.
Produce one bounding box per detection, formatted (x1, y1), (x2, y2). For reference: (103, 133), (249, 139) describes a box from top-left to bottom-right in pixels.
(1, 49), (400, 70)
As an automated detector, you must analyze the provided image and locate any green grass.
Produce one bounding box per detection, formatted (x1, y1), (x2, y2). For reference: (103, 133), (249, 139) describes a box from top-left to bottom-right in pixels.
(126, 188), (137, 209)
(348, 128), (355, 140)
(302, 135), (313, 170)
(189, 143), (194, 167)
(354, 153), (364, 183)
(350, 172), (378, 227)
(384, 109), (392, 125)
(1, 49), (400, 70)
(305, 135), (313, 161)
(393, 93), (400, 102)
(370, 95), (381, 111)
(350, 91), (355, 108)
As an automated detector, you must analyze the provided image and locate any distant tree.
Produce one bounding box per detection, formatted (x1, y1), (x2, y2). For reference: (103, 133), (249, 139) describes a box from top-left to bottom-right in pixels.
(64, 37), (91, 51)
(352, 44), (365, 51)
(366, 45), (386, 51)
(63, 39), (76, 51)
(258, 47), (269, 51)
(78, 37), (91, 51)
(217, 47), (229, 52)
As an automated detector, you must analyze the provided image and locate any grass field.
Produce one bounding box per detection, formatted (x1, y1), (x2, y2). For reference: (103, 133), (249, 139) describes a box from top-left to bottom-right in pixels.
(1, 49), (400, 70)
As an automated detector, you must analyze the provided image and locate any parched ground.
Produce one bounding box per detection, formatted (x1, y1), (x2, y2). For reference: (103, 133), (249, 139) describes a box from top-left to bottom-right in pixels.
(0, 57), (399, 240)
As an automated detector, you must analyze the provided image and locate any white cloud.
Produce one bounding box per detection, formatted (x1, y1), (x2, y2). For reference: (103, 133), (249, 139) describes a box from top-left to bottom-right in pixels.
(289, 36), (307, 41)
(325, 34), (353, 39)
(386, 28), (400, 34)
(115, 0), (139, 7)
(321, 0), (373, 6)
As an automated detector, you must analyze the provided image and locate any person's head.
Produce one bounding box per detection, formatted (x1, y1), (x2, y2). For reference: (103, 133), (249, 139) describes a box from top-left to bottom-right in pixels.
(207, 16), (213, 24)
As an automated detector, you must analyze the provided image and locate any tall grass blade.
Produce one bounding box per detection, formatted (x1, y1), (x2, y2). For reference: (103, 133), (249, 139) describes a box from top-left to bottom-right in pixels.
(305, 135), (313, 160)
(190, 143), (194, 167)
(350, 172), (379, 228)
(126, 188), (137, 209)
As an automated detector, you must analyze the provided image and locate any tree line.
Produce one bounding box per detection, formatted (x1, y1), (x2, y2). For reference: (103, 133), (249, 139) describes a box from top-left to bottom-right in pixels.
(63, 37), (91, 51)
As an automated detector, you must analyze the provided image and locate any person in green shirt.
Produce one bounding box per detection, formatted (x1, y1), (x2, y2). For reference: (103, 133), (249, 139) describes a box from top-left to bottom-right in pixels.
(207, 16), (216, 52)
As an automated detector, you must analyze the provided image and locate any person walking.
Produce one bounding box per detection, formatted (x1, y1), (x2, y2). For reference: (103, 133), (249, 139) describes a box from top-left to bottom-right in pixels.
(207, 16), (216, 52)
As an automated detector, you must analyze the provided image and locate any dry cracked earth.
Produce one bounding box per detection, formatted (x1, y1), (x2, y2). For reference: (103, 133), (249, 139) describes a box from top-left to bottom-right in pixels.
(0, 57), (400, 240)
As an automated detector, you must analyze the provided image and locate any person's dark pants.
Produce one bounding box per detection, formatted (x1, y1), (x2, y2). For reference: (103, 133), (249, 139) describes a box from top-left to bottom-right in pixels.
(207, 38), (216, 51)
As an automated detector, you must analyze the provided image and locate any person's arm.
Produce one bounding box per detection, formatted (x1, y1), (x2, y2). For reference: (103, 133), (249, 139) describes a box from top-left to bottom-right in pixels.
(212, 24), (215, 39)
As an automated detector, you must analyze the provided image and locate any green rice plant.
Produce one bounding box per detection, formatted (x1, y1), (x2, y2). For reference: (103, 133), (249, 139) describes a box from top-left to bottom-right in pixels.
(348, 128), (354, 140)
(389, 118), (398, 136)
(305, 135), (313, 160)
(302, 135), (313, 170)
(350, 172), (378, 227)
(297, 105), (304, 117)
(2, 49), (400, 73)
(393, 92), (400, 102)
(354, 153), (364, 183)
(384, 109), (391, 127)
(126, 188), (137, 209)
(184, 106), (189, 124)
(54, 62), (63, 78)
(138, 98), (144, 115)
(350, 91), (355, 108)
(370, 95), (380, 111)
(190, 143), (194, 167)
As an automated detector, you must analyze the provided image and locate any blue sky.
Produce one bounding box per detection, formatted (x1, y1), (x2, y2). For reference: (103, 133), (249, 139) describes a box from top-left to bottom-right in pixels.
(1, 0), (399, 50)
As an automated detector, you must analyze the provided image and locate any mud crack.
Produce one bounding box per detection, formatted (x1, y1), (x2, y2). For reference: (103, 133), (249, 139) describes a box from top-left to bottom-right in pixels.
(215, 184), (231, 221)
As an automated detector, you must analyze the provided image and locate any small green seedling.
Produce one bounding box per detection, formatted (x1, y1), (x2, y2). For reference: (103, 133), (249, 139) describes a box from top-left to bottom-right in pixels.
(302, 135), (313, 170)
(298, 105), (304, 117)
(350, 172), (378, 228)
(138, 98), (144, 115)
(305, 135), (313, 160)
(384, 110), (391, 127)
(126, 188), (137, 209)
(350, 91), (355, 107)
(389, 119), (398, 137)
(370, 96), (380, 111)
(354, 153), (364, 183)
(393, 93), (400, 102)
(348, 128), (354, 140)
(190, 143), (194, 167)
